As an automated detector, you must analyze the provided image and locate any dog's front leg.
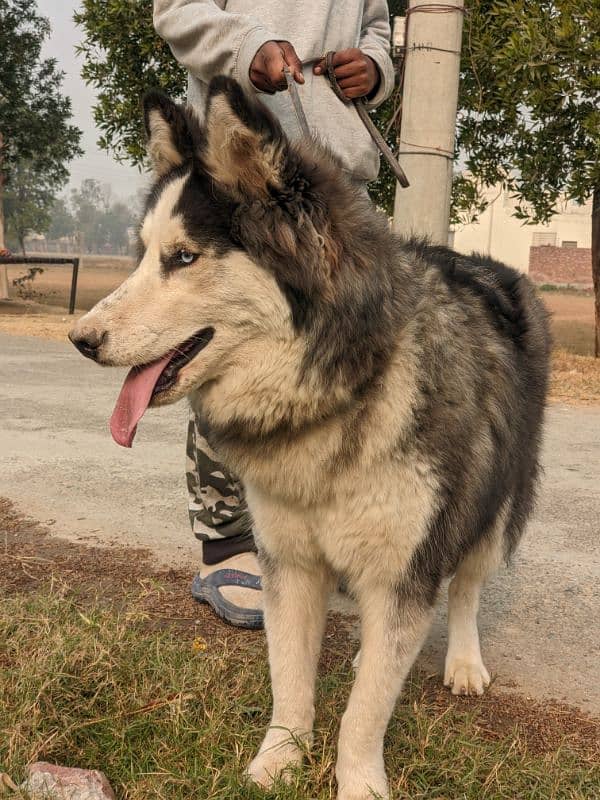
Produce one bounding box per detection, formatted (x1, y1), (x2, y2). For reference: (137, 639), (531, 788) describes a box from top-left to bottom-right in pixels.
(336, 587), (433, 800)
(246, 558), (330, 788)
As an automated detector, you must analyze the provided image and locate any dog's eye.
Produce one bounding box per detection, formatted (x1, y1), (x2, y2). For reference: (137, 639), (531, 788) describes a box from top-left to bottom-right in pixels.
(178, 249), (197, 265)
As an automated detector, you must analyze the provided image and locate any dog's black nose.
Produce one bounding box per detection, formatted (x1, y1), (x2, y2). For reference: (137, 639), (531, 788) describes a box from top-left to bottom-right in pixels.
(68, 329), (107, 361)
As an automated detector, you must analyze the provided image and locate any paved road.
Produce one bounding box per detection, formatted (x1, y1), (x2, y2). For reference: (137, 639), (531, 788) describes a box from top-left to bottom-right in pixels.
(1, 333), (599, 713)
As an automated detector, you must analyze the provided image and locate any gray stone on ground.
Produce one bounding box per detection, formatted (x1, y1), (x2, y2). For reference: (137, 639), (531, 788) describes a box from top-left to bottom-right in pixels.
(21, 763), (115, 800)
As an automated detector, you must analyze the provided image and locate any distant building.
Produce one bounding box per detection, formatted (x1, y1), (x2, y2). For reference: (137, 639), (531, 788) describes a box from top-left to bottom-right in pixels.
(451, 185), (592, 285)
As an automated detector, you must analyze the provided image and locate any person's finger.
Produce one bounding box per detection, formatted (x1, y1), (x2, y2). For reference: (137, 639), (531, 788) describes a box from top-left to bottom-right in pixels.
(268, 69), (287, 91)
(337, 76), (366, 91)
(341, 85), (367, 99)
(313, 57), (326, 75)
(333, 61), (366, 80)
(250, 70), (275, 93)
(279, 41), (304, 84)
(249, 68), (265, 91)
(332, 48), (360, 67)
(336, 76), (369, 99)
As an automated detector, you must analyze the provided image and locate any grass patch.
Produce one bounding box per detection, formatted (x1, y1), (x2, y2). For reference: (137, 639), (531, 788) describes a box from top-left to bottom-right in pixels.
(1, 588), (598, 800)
(538, 285), (593, 296)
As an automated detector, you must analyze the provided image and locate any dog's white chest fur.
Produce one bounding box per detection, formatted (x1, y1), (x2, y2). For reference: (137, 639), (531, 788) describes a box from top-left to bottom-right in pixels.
(245, 452), (439, 585)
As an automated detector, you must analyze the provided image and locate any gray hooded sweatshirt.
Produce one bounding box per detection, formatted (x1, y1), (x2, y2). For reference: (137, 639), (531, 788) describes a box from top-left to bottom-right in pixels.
(153, 0), (395, 182)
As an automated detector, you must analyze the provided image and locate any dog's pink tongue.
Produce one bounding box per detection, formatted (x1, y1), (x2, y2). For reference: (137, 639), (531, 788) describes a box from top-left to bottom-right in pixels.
(109, 355), (172, 447)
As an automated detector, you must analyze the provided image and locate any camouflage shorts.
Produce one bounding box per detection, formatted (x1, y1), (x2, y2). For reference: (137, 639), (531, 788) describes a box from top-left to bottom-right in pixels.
(186, 410), (253, 541)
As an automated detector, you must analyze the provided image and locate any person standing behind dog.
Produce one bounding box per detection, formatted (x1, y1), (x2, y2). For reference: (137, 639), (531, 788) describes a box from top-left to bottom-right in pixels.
(153, 0), (395, 628)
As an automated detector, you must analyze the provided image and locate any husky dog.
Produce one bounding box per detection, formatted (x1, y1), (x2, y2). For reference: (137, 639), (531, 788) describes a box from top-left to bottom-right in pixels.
(70, 77), (550, 800)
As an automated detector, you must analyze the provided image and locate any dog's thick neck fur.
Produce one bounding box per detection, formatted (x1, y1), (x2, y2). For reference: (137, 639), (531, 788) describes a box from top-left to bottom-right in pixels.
(141, 79), (417, 450)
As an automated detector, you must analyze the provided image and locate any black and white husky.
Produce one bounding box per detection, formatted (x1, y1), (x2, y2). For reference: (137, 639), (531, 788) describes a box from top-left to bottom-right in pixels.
(70, 78), (550, 800)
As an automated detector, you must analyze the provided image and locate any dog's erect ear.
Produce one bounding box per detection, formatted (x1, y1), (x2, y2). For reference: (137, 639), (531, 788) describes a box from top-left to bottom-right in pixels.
(202, 76), (288, 200)
(143, 91), (197, 177)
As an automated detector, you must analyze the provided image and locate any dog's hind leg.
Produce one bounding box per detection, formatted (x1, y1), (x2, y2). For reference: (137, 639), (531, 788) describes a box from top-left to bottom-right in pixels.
(336, 586), (433, 800)
(444, 522), (505, 696)
(246, 558), (331, 788)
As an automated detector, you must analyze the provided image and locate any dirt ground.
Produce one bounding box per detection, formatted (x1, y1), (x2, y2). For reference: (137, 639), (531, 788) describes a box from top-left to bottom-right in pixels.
(544, 290), (596, 356)
(2, 497), (598, 764)
(0, 255), (133, 340)
(4, 255), (133, 313)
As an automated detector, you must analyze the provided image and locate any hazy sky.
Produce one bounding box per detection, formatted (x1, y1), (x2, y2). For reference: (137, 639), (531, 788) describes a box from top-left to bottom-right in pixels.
(37, 0), (148, 202)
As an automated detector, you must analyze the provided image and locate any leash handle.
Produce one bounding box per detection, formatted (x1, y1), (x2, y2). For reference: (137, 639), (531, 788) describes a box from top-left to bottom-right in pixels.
(323, 51), (410, 188)
(324, 51), (349, 104)
(354, 101), (410, 188)
(284, 52), (410, 189)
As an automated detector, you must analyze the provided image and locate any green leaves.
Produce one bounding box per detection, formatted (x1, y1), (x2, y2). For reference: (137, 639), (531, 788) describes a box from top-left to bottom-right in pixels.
(0, 0), (83, 172)
(4, 160), (56, 250)
(455, 0), (600, 223)
(0, 0), (83, 246)
(73, 0), (598, 223)
(74, 0), (186, 167)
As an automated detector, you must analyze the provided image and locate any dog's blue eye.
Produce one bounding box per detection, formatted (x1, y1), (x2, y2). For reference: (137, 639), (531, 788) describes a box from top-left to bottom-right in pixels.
(178, 250), (196, 265)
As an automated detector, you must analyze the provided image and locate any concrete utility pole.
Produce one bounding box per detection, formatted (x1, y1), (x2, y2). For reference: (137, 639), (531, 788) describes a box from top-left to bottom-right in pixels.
(393, 0), (464, 245)
(0, 132), (9, 299)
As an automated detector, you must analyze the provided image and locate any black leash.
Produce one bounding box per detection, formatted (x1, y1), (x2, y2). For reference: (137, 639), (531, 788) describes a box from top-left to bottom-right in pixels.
(284, 52), (409, 188)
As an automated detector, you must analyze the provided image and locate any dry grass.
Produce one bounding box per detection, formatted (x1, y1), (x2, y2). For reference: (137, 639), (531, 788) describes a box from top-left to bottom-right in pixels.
(1, 499), (599, 800)
(550, 349), (600, 405)
(540, 288), (595, 357)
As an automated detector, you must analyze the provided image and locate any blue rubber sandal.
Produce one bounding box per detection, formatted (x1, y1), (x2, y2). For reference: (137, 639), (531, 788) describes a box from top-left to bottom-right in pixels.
(191, 569), (264, 630)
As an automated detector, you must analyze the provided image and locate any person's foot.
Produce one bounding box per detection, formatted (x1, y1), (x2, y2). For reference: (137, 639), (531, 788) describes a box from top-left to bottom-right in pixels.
(191, 551), (263, 629)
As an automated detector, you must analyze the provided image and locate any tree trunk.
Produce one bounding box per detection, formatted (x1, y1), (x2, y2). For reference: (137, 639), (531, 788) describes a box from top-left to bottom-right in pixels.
(0, 131), (9, 300)
(593, 187), (600, 358)
(19, 232), (26, 257)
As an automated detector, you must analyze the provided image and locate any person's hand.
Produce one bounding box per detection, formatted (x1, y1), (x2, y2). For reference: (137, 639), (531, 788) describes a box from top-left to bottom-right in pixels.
(250, 41), (304, 94)
(314, 48), (380, 99)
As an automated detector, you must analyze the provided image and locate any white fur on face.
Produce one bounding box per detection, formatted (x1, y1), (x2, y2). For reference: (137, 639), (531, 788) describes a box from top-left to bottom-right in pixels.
(69, 171), (293, 403)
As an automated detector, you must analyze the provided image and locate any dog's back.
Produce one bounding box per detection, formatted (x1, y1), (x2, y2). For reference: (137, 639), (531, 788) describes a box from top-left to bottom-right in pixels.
(393, 240), (551, 604)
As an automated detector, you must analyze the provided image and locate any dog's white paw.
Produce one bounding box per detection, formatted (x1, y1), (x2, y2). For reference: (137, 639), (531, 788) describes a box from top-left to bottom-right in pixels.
(444, 654), (490, 696)
(336, 759), (389, 800)
(336, 775), (389, 800)
(245, 741), (303, 788)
